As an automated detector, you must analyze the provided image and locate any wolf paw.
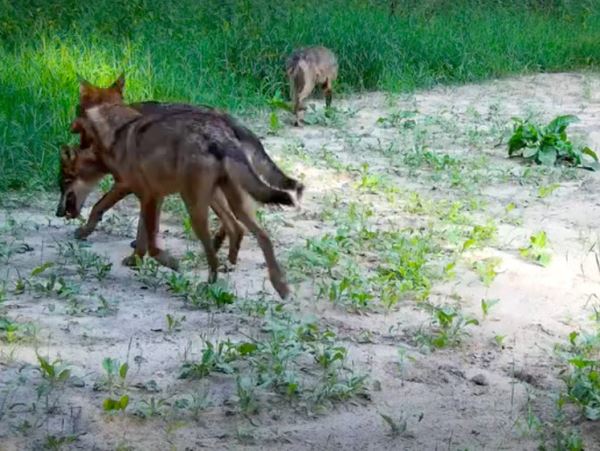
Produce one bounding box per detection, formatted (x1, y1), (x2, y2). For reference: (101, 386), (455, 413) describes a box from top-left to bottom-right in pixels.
(275, 281), (290, 300)
(154, 250), (179, 271)
(122, 254), (138, 267)
(74, 226), (92, 240)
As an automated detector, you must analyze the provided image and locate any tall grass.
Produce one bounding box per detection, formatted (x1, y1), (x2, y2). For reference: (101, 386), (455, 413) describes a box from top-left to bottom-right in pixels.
(1, 0), (600, 190)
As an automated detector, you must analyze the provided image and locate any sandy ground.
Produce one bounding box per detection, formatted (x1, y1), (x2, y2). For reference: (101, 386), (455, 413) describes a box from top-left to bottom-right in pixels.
(2, 72), (600, 450)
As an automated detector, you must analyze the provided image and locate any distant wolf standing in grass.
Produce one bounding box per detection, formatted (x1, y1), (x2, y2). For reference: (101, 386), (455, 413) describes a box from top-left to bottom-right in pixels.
(286, 46), (338, 126)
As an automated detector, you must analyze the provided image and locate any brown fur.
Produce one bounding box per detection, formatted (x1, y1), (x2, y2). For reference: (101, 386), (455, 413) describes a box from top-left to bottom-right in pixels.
(56, 145), (244, 265)
(73, 76), (292, 298)
(286, 46), (338, 126)
(63, 90), (303, 266)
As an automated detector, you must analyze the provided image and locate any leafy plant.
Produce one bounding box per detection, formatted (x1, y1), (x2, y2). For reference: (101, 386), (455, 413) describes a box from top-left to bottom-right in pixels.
(133, 256), (166, 291)
(100, 357), (129, 392)
(481, 298), (500, 319)
(133, 396), (171, 418)
(417, 305), (479, 350)
(58, 241), (112, 280)
(558, 330), (600, 420)
(42, 434), (77, 450)
(472, 257), (502, 287)
(166, 272), (192, 296)
(103, 395), (129, 413)
(519, 231), (552, 267)
(0, 316), (20, 343)
(508, 115), (599, 170)
(235, 375), (259, 415)
(184, 280), (236, 309)
(179, 340), (239, 379)
(37, 355), (71, 385)
(36, 354), (71, 413)
(166, 313), (186, 333)
(538, 183), (560, 199)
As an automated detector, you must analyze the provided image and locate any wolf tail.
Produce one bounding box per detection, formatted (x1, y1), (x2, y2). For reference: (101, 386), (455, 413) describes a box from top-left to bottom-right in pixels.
(228, 120), (305, 202)
(223, 148), (297, 207)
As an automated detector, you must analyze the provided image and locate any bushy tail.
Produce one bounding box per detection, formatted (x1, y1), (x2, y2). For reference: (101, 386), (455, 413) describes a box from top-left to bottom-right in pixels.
(228, 120), (305, 202)
(223, 151), (296, 207)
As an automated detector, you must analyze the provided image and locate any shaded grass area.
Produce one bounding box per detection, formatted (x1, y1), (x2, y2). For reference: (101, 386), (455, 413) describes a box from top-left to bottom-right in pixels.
(1, 0), (600, 190)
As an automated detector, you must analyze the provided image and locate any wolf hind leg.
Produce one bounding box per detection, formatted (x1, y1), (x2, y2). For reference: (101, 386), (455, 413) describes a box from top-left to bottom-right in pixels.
(323, 78), (333, 109)
(291, 65), (314, 127)
(182, 177), (220, 283)
(220, 180), (289, 299)
(210, 188), (244, 265)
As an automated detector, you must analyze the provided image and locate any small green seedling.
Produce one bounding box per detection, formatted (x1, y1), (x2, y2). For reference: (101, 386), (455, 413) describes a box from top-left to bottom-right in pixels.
(481, 298), (500, 319)
(379, 412), (408, 438)
(166, 272), (191, 295)
(418, 305), (479, 350)
(37, 354), (70, 385)
(519, 231), (552, 267)
(537, 183), (560, 199)
(133, 256), (166, 291)
(102, 357), (129, 391)
(179, 340), (238, 379)
(103, 395), (129, 413)
(166, 313), (186, 333)
(235, 375), (259, 415)
(134, 396), (171, 418)
(494, 335), (506, 348)
(472, 257), (502, 287)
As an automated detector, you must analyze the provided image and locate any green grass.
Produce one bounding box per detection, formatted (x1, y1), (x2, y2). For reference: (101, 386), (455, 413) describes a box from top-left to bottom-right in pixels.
(2, 0), (600, 190)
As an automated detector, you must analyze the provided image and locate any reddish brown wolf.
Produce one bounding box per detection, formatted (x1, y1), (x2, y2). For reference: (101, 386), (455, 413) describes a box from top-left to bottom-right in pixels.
(57, 144), (246, 265)
(71, 76), (295, 298)
(58, 99), (303, 266)
(286, 46), (338, 126)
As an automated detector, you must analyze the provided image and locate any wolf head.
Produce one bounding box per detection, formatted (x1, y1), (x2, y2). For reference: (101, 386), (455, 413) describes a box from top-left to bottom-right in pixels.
(73, 73), (145, 153)
(77, 73), (125, 111)
(56, 145), (107, 219)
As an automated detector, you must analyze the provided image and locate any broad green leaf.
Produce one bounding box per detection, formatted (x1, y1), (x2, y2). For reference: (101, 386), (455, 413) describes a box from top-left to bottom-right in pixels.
(522, 147), (539, 159)
(582, 146), (599, 161)
(462, 239), (475, 251)
(119, 395), (129, 410)
(31, 262), (54, 276)
(238, 342), (258, 355)
(584, 406), (600, 421)
(102, 358), (115, 375)
(119, 363), (129, 379)
(582, 161), (600, 171)
(537, 148), (557, 166)
(568, 331), (579, 346)
(58, 369), (71, 382)
(537, 253), (551, 267)
(103, 398), (118, 411)
(545, 114), (579, 134)
(37, 355), (54, 378)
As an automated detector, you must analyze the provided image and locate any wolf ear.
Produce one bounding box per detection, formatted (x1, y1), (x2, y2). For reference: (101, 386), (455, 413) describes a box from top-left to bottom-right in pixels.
(111, 72), (125, 93)
(60, 145), (76, 163)
(78, 74), (93, 97)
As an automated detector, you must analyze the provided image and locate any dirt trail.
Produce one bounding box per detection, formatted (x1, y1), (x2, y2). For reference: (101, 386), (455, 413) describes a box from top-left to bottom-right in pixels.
(2, 72), (600, 450)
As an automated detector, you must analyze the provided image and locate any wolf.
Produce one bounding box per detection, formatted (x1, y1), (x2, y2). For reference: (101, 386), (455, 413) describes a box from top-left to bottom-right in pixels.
(286, 46), (338, 126)
(72, 76), (295, 298)
(57, 144), (245, 266)
(58, 97), (304, 265)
